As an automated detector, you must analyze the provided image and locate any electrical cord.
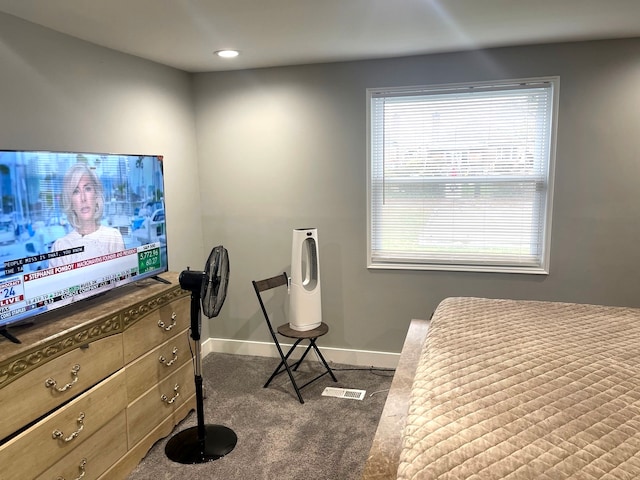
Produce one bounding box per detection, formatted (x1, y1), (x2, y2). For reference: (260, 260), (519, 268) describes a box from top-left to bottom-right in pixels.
(308, 346), (396, 376)
(307, 345), (397, 376)
(331, 366), (396, 377)
(368, 388), (391, 397)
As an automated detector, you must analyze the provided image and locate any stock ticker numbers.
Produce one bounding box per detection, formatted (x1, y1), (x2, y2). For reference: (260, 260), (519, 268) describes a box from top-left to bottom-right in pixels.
(138, 247), (161, 275)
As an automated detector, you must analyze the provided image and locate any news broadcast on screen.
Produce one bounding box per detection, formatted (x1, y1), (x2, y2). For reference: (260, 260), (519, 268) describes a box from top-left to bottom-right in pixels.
(0, 150), (169, 336)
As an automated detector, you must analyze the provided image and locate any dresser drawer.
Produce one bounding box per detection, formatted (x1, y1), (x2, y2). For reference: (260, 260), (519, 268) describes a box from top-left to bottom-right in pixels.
(126, 360), (195, 447)
(0, 334), (123, 442)
(0, 370), (127, 480)
(123, 297), (190, 364)
(97, 397), (194, 480)
(39, 409), (127, 480)
(125, 328), (192, 403)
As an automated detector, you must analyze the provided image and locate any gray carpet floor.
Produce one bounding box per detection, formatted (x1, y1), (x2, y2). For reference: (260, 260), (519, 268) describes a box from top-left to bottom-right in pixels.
(126, 351), (394, 480)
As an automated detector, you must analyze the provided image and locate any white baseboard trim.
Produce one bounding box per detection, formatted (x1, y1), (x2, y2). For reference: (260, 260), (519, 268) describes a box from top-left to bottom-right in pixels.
(201, 337), (400, 369)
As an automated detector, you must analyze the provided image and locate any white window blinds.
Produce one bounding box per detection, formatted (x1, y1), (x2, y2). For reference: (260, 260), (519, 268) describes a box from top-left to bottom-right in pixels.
(368, 78), (558, 273)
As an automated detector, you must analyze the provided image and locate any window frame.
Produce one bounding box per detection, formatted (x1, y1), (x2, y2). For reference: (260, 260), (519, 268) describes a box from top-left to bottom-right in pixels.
(366, 76), (559, 274)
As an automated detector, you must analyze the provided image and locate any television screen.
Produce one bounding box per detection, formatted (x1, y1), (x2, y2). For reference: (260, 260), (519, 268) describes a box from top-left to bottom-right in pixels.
(0, 150), (168, 341)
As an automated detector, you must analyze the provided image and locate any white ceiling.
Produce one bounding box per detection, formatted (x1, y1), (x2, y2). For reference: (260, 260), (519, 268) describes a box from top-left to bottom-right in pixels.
(1, 0), (639, 73)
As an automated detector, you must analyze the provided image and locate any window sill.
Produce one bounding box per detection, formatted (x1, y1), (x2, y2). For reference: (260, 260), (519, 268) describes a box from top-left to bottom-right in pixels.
(367, 262), (549, 275)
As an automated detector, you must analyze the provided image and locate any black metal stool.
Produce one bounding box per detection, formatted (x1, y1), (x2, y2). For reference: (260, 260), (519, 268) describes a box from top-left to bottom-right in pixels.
(252, 272), (337, 403)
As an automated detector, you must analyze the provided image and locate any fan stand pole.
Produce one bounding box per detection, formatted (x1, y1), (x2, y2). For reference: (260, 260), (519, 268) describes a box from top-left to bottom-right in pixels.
(165, 288), (237, 464)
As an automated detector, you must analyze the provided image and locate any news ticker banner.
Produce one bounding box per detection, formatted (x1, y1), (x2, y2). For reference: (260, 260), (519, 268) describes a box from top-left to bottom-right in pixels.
(0, 243), (163, 321)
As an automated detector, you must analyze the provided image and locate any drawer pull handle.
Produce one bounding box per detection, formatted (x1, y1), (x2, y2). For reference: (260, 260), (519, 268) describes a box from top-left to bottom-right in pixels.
(52, 412), (85, 442)
(56, 457), (87, 480)
(158, 312), (177, 331)
(159, 347), (179, 366)
(45, 364), (81, 392)
(161, 384), (180, 404)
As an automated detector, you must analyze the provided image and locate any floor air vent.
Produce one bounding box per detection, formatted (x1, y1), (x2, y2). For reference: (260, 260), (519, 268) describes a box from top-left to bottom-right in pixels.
(321, 387), (366, 400)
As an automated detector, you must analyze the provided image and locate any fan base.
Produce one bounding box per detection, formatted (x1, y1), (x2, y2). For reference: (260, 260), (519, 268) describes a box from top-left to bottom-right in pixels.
(165, 424), (237, 464)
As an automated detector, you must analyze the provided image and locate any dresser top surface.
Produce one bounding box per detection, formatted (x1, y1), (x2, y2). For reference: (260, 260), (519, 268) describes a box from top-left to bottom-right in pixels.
(0, 271), (183, 364)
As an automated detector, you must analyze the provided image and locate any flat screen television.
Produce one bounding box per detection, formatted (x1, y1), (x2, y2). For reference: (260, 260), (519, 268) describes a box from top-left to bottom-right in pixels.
(0, 150), (169, 343)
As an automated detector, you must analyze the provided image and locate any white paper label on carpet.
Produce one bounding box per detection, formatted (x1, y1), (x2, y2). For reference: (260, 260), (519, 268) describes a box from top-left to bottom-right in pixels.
(321, 387), (366, 400)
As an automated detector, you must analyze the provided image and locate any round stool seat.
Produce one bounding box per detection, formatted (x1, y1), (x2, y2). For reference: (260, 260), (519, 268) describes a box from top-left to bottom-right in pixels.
(277, 322), (329, 339)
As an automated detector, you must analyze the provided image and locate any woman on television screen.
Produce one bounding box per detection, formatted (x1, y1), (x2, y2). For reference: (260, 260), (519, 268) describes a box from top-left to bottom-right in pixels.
(48, 163), (125, 267)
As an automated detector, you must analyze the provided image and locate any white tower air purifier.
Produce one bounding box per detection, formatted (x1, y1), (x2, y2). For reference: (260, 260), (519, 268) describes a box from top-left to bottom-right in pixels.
(289, 228), (322, 331)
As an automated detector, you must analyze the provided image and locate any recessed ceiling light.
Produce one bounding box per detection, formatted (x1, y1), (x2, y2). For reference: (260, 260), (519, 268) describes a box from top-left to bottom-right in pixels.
(215, 50), (239, 58)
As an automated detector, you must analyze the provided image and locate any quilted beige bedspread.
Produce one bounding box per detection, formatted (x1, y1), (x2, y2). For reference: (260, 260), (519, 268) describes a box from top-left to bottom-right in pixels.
(397, 297), (640, 480)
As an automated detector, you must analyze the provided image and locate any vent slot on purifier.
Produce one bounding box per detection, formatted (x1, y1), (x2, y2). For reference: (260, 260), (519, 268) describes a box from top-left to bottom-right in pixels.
(301, 237), (318, 290)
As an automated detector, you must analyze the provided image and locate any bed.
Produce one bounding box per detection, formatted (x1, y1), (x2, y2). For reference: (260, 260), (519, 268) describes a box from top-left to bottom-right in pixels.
(363, 297), (640, 480)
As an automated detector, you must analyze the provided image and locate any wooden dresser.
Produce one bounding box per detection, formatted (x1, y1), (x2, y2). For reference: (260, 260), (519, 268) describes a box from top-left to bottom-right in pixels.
(0, 271), (195, 480)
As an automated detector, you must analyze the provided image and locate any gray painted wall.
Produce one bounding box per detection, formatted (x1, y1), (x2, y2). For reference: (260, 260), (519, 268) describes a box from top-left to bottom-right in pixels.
(2, 9), (639, 355)
(0, 12), (205, 276)
(194, 38), (640, 354)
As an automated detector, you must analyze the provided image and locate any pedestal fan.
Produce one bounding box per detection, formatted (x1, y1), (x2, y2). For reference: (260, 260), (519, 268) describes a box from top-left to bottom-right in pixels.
(165, 245), (237, 464)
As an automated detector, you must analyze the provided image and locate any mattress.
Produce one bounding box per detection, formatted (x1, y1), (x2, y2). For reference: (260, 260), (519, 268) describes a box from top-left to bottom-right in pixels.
(397, 297), (640, 480)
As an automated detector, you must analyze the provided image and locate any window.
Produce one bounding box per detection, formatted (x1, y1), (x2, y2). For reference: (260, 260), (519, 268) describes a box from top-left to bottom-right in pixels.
(367, 77), (558, 274)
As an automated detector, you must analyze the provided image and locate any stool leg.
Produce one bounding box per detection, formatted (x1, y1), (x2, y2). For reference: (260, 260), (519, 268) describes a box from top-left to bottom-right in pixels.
(265, 339), (303, 386)
(264, 339), (305, 404)
(311, 340), (337, 382)
(291, 342), (314, 371)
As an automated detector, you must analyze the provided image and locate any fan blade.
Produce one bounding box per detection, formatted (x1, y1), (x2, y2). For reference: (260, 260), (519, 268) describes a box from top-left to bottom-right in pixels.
(201, 245), (230, 318)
